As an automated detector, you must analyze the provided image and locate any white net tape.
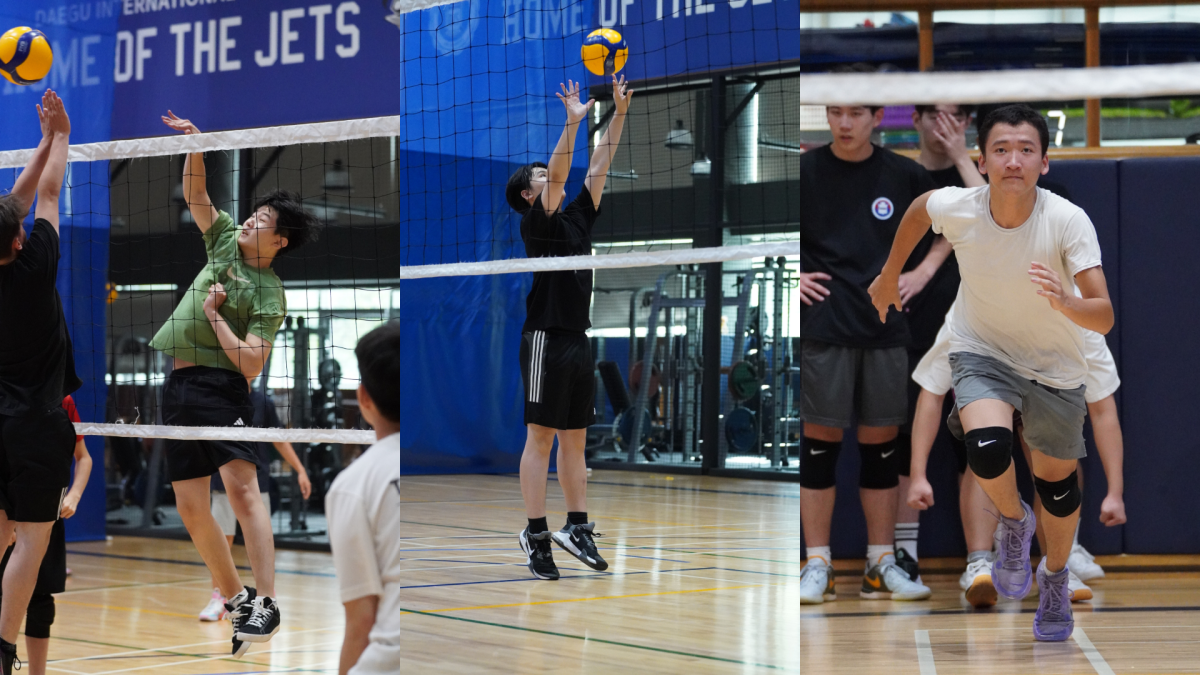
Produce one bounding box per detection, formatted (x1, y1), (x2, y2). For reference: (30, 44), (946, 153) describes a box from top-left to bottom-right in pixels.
(798, 63), (1200, 106)
(75, 423), (378, 445)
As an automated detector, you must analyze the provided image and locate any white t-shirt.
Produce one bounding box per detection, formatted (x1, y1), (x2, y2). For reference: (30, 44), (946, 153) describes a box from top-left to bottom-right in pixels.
(913, 301), (1120, 403)
(327, 432), (401, 675)
(928, 186), (1104, 389)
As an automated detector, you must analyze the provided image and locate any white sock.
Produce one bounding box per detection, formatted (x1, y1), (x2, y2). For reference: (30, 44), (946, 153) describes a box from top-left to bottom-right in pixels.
(967, 550), (991, 564)
(1073, 520), (1081, 547)
(867, 545), (893, 567)
(806, 546), (832, 566)
(895, 522), (919, 560)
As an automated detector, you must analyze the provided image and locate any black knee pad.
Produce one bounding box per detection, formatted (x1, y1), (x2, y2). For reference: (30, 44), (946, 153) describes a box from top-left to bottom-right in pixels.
(799, 438), (841, 489)
(858, 441), (899, 490)
(964, 427), (1013, 480)
(24, 593), (54, 639)
(895, 433), (912, 477)
(1035, 471), (1081, 518)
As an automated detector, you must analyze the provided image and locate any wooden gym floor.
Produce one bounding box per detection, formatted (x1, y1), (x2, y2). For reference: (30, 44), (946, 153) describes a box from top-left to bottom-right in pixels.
(37, 470), (800, 673)
(803, 555), (1200, 674)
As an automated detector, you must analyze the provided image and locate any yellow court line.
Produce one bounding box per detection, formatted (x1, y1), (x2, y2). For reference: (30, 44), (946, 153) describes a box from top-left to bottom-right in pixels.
(459, 502), (759, 530)
(57, 600), (196, 620)
(412, 583), (764, 613)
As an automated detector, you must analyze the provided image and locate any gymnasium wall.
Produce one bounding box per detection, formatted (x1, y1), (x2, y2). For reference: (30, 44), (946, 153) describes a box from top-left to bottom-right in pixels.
(818, 156), (1200, 560)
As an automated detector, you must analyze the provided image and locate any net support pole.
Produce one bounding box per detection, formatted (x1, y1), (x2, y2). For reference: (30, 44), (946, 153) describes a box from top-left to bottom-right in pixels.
(1086, 6), (1101, 147)
(701, 76), (727, 472)
(918, 10), (934, 72)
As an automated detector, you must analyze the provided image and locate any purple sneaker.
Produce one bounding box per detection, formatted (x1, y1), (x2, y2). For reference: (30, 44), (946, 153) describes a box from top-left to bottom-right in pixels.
(991, 500), (1035, 600)
(1034, 558), (1074, 641)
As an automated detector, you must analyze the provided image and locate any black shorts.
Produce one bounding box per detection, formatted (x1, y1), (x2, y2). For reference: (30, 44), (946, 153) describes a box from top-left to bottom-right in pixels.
(0, 408), (74, 523)
(521, 330), (595, 430)
(163, 366), (259, 483)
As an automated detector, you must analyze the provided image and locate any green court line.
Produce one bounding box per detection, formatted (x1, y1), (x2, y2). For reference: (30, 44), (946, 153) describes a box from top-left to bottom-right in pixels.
(398, 605), (786, 670)
(632, 546), (798, 564)
(398, 519), (512, 535)
(44, 633), (258, 667)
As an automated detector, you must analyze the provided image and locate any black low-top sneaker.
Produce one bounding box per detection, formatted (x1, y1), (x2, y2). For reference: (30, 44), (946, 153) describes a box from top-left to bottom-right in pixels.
(552, 522), (608, 571)
(519, 527), (560, 580)
(236, 596), (281, 643)
(0, 638), (20, 675)
(225, 586), (256, 658)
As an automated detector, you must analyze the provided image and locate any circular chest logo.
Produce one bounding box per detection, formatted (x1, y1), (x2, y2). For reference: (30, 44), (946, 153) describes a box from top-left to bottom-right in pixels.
(871, 197), (894, 220)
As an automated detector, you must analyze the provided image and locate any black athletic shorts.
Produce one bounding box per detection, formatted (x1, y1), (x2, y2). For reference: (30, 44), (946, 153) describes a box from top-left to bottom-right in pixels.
(0, 407), (74, 523)
(520, 330), (596, 430)
(163, 366), (259, 482)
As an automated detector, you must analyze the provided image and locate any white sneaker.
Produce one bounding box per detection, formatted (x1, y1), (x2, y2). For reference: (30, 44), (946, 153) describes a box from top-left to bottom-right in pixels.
(199, 588), (228, 622)
(960, 557), (998, 608)
(799, 558), (836, 605)
(1068, 570), (1093, 602)
(1067, 544), (1105, 581)
(861, 555), (931, 601)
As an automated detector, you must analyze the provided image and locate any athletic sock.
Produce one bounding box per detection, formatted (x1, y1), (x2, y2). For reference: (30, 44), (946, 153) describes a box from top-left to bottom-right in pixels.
(967, 550), (991, 564)
(567, 512), (588, 526)
(867, 545), (893, 567)
(1073, 520), (1081, 546)
(894, 522), (920, 560)
(806, 546), (832, 566)
(528, 517), (548, 535)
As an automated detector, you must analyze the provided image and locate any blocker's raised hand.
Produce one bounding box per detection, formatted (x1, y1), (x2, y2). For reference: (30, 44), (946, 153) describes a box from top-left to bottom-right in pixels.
(612, 74), (633, 115)
(557, 79), (595, 124)
(162, 110), (201, 135)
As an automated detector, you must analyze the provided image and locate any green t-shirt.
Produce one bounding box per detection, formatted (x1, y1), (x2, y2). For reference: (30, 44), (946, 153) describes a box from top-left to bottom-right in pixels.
(150, 211), (287, 373)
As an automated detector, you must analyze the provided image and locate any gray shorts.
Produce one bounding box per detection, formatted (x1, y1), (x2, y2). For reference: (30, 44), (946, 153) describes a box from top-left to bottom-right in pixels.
(801, 341), (908, 428)
(947, 351), (1087, 460)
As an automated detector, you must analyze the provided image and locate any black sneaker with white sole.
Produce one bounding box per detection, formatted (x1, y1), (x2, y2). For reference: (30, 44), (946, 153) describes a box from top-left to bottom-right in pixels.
(519, 527), (560, 580)
(552, 522), (608, 571)
(225, 586), (256, 658)
(236, 596), (281, 643)
(0, 638), (21, 675)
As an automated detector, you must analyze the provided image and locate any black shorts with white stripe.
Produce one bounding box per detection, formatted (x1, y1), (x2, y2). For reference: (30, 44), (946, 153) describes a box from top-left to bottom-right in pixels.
(520, 330), (596, 430)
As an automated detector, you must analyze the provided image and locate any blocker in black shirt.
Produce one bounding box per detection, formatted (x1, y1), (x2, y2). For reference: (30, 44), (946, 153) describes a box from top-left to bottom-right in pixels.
(0, 219), (80, 415)
(799, 144), (937, 348)
(521, 186), (599, 334)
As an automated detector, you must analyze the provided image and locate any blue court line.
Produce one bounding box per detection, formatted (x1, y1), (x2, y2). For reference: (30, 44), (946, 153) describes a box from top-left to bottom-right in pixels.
(65, 550), (337, 578)
(718, 567), (802, 578)
(541, 475), (800, 499)
(622, 554), (692, 563)
(399, 566), (719, 589)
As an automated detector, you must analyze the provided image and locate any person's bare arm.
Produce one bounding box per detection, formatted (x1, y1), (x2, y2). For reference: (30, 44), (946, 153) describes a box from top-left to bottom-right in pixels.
(584, 75), (632, 208)
(1030, 264), (1113, 334)
(10, 90), (57, 213)
(907, 388), (947, 510)
(204, 283), (271, 378)
(34, 93), (71, 233)
(161, 111), (218, 232)
(338, 595), (379, 675)
(869, 190), (938, 322)
(272, 441), (312, 499)
(543, 80), (594, 215)
(1087, 395), (1126, 526)
(61, 438), (92, 519)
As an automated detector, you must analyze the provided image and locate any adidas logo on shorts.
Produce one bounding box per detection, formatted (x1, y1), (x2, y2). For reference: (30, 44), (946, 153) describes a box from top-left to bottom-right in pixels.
(233, 418), (245, 426)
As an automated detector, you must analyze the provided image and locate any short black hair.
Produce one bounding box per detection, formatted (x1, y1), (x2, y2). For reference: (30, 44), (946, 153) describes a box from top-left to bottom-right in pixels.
(356, 319), (399, 423)
(251, 190), (320, 257)
(505, 162), (547, 215)
(827, 63), (883, 113)
(977, 104), (1050, 156)
(0, 195), (25, 256)
(915, 104), (977, 118)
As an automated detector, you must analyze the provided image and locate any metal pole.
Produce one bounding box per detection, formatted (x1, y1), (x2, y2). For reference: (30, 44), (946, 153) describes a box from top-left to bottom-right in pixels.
(771, 261), (786, 467)
(700, 76), (726, 472)
(290, 319), (310, 533)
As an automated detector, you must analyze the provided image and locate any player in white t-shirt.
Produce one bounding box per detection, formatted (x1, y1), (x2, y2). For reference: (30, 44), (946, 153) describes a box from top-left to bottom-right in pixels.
(907, 302), (1127, 606)
(327, 322), (400, 675)
(869, 104), (1114, 642)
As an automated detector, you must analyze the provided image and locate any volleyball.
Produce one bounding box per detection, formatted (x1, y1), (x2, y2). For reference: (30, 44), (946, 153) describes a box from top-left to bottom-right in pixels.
(0, 27), (53, 86)
(582, 28), (628, 77)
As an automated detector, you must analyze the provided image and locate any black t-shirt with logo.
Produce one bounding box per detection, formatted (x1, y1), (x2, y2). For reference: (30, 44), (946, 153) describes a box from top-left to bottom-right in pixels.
(799, 144), (938, 349)
(521, 187), (599, 334)
(0, 220), (80, 415)
(904, 165), (966, 351)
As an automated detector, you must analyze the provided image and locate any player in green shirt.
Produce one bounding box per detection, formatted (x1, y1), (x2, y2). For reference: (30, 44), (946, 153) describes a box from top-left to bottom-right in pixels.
(155, 111), (319, 657)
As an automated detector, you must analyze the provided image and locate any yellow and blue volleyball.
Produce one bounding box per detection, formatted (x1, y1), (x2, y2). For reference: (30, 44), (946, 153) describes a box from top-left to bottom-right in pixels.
(0, 27), (53, 86)
(582, 29), (628, 77)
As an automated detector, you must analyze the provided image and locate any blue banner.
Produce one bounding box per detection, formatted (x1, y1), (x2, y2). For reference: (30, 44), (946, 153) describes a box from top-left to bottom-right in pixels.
(111, 0), (399, 137)
(593, 0), (798, 83)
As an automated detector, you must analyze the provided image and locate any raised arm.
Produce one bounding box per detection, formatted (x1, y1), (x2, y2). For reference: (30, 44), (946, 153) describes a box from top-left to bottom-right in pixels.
(34, 91), (71, 233)
(584, 75), (633, 208)
(868, 190), (938, 322)
(162, 111), (218, 232)
(543, 80), (594, 215)
(10, 90), (59, 214)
